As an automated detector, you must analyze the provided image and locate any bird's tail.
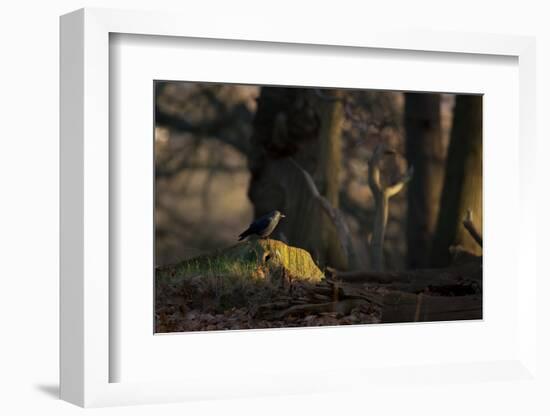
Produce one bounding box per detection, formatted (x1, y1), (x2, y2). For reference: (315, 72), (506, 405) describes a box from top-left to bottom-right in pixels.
(238, 229), (250, 241)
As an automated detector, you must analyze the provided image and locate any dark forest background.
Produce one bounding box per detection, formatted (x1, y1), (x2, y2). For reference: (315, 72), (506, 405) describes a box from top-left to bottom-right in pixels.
(154, 82), (482, 273)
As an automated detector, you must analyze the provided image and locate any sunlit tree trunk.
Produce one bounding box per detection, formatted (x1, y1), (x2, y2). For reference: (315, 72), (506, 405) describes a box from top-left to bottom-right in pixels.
(314, 90), (348, 268)
(315, 89), (343, 207)
(431, 95), (483, 267)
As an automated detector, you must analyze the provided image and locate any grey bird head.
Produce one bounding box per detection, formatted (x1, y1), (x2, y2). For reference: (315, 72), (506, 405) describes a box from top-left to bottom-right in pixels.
(273, 210), (286, 219)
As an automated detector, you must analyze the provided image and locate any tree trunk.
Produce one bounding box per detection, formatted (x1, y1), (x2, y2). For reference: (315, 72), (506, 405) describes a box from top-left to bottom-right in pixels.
(404, 93), (445, 268)
(431, 95), (483, 267)
(314, 89), (343, 207)
(314, 90), (347, 268)
(247, 87), (356, 270)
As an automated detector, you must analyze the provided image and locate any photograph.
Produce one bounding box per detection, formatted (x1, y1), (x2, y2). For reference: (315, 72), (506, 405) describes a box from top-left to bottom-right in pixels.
(154, 81), (483, 333)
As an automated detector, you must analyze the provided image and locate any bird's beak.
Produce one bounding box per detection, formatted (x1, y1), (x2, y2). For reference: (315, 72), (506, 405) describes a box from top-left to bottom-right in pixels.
(281, 214), (286, 218)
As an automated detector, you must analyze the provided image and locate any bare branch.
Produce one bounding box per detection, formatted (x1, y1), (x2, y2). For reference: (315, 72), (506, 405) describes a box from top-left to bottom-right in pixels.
(289, 158), (355, 264)
(462, 209), (483, 247)
(385, 166), (414, 198)
(313, 88), (346, 103)
(155, 103), (253, 155)
(367, 144), (413, 271)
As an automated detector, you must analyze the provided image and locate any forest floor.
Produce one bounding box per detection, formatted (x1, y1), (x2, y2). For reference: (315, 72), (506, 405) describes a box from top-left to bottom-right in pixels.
(154, 239), (482, 333)
(155, 277), (381, 333)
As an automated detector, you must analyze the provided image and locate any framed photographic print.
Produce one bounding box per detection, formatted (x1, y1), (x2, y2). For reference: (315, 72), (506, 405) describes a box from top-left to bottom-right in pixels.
(60, 7), (538, 408)
(153, 81), (482, 333)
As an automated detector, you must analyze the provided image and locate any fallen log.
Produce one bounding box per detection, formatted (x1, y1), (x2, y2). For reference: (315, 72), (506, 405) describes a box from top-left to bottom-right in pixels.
(274, 299), (368, 319)
(326, 258), (481, 295)
(380, 291), (482, 323)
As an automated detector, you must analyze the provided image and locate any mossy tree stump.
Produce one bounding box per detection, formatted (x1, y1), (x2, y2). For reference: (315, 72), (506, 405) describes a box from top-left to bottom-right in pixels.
(157, 239), (324, 284)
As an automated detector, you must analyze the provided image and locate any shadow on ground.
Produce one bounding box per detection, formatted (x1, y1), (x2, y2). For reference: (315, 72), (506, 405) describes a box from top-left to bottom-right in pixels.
(35, 384), (59, 399)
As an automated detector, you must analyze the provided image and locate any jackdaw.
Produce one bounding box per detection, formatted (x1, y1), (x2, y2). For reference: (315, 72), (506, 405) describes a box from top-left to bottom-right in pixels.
(238, 210), (286, 241)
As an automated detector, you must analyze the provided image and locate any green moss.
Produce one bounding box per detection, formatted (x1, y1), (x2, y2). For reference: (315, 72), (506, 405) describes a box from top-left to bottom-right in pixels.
(155, 239), (325, 313)
(156, 256), (258, 283)
(156, 239), (324, 284)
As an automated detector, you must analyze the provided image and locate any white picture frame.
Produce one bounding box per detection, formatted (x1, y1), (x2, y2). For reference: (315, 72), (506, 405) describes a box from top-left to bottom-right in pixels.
(60, 7), (538, 408)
